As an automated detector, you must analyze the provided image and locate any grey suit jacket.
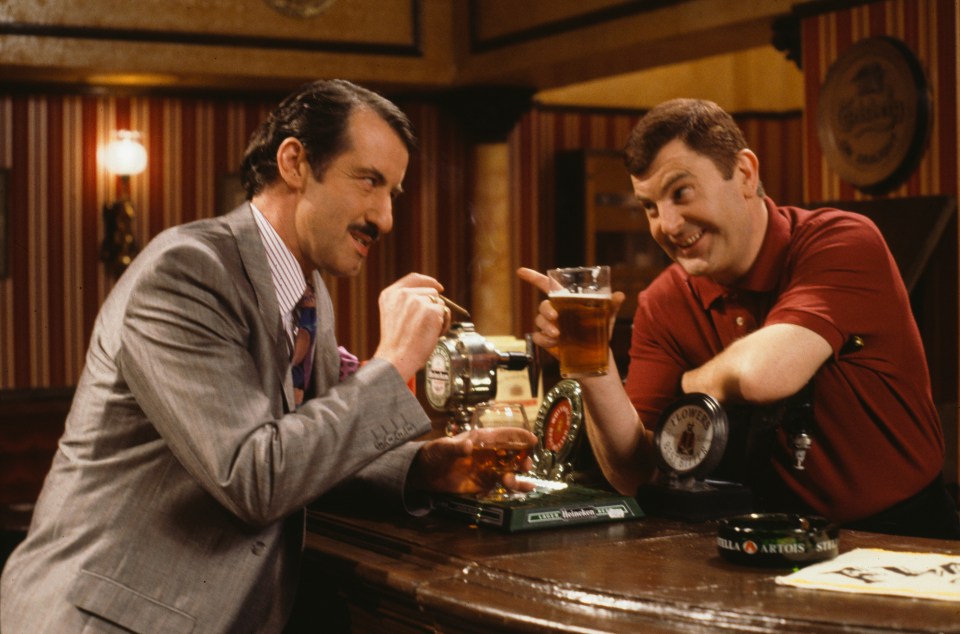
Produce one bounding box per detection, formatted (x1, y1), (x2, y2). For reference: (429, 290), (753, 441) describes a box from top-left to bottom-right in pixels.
(0, 204), (430, 633)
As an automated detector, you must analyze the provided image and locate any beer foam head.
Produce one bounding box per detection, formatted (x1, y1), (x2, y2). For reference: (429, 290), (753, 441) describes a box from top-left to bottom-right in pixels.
(548, 290), (611, 299)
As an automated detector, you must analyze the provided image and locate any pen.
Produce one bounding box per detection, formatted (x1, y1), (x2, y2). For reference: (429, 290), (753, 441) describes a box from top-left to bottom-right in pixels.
(439, 295), (471, 319)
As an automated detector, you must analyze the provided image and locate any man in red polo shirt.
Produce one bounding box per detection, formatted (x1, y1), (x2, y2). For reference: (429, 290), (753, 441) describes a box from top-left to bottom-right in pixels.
(520, 98), (959, 539)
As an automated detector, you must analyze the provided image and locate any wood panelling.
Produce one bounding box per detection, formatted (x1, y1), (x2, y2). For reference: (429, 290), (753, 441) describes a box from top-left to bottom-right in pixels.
(1, 0), (416, 44)
(0, 0), (455, 91)
(536, 46), (805, 113)
(469, 0), (661, 52)
(459, 0), (803, 90)
(0, 94), (270, 387)
(0, 388), (72, 507)
(0, 0), (831, 93)
(509, 108), (640, 338)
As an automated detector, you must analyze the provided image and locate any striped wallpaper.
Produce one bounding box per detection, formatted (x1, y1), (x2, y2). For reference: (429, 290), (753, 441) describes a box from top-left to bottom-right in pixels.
(0, 94), (477, 389)
(802, 0), (959, 201)
(0, 95), (273, 388)
(0, 90), (805, 391)
(509, 107), (642, 339)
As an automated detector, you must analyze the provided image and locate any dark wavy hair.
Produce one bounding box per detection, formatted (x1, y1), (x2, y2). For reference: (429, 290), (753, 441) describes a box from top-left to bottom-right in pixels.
(624, 98), (762, 196)
(240, 79), (416, 199)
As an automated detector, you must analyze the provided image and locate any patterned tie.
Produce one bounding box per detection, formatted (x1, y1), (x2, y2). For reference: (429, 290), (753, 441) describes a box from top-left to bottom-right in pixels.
(291, 284), (316, 406)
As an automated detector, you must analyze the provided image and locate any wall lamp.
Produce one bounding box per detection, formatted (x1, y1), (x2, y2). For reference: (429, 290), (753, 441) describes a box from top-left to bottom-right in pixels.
(99, 130), (146, 277)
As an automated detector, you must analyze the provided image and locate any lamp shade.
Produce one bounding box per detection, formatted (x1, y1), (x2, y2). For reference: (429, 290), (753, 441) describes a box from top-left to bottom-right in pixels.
(103, 130), (147, 176)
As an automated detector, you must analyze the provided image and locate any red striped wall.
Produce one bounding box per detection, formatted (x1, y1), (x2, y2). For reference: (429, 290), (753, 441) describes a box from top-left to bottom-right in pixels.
(0, 91), (803, 390)
(0, 93), (476, 389)
(802, 0), (958, 200)
(0, 95), (274, 388)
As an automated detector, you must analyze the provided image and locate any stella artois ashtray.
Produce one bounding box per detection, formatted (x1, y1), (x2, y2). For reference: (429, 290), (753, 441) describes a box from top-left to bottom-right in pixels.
(717, 513), (839, 568)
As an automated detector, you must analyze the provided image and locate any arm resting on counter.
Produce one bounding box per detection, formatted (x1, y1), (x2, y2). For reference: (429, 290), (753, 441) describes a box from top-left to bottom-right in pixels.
(681, 323), (832, 405)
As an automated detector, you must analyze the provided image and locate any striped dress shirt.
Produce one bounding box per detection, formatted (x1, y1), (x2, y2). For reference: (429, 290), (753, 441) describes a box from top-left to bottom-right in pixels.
(250, 203), (307, 354)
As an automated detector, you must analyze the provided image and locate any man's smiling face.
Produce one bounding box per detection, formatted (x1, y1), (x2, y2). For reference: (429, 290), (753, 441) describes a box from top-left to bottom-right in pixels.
(631, 139), (762, 285)
(293, 106), (409, 277)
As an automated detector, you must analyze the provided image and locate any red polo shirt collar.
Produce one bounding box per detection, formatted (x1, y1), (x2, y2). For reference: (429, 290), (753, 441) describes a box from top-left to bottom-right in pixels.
(687, 197), (789, 310)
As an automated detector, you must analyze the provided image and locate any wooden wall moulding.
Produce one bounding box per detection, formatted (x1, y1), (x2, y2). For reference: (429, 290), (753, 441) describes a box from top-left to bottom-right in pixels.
(468, 0), (667, 54)
(0, 388), (75, 508)
(0, 0), (445, 90)
(262, 0), (338, 19)
(2, 0), (838, 93)
(0, 0), (417, 48)
(441, 86), (535, 143)
(816, 36), (931, 195)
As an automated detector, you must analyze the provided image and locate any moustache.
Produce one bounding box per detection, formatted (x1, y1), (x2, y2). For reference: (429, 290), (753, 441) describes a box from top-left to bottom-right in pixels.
(351, 223), (380, 244)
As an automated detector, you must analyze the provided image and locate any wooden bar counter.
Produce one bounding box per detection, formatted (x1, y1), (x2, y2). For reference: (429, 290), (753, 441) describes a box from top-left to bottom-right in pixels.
(299, 501), (960, 633)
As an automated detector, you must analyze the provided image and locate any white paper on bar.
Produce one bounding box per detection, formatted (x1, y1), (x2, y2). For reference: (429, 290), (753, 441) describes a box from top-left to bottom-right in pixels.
(775, 548), (960, 602)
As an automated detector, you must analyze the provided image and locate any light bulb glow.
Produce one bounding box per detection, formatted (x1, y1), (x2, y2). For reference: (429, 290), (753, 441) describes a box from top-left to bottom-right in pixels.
(103, 130), (147, 176)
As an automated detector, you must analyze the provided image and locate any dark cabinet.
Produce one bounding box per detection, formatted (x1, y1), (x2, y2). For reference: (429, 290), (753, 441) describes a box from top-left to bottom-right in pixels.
(555, 150), (671, 375)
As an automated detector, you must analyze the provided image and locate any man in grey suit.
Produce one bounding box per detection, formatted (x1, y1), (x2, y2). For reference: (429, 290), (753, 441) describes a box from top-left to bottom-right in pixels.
(1, 79), (533, 633)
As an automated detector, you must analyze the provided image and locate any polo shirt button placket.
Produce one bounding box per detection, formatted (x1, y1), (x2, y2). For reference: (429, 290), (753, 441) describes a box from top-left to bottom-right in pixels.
(732, 312), (756, 338)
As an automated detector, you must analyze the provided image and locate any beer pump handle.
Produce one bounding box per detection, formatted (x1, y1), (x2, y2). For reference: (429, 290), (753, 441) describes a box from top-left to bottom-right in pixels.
(499, 352), (531, 371)
(526, 333), (540, 398)
(490, 335), (540, 399)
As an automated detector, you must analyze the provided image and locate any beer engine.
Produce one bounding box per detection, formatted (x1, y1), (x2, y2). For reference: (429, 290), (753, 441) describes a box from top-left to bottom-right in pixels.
(638, 393), (753, 521)
(424, 312), (643, 532)
(424, 321), (538, 437)
(425, 300), (830, 527)
(638, 385), (818, 521)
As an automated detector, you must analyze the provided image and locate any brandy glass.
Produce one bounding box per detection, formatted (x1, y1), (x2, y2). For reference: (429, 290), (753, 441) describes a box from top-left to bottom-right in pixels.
(470, 402), (534, 502)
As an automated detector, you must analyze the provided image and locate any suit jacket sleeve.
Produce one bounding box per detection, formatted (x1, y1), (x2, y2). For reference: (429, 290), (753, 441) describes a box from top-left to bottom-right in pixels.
(118, 227), (430, 528)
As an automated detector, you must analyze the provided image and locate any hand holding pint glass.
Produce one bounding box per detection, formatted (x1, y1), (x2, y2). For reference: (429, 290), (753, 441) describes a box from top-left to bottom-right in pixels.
(547, 266), (612, 378)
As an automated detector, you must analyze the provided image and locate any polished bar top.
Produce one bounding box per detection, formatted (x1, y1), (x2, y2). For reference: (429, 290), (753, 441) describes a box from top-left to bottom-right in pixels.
(303, 501), (960, 633)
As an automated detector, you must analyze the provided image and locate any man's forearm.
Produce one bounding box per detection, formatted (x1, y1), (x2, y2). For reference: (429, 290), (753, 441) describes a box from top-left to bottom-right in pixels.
(681, 323), (832, 404)
(579, 351), (656, 495)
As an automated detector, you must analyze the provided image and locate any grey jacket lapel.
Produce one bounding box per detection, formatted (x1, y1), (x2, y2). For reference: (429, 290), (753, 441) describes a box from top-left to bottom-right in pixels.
(309, 270), (342, 392)
(225, 203), (297, 411)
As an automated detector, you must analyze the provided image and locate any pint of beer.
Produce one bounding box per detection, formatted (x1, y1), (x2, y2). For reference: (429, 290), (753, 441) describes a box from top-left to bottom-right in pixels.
(547, 266), (612, 378)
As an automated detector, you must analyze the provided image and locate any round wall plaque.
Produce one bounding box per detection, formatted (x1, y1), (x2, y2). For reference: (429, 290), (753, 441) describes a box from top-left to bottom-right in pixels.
(817, 37), (931, 194)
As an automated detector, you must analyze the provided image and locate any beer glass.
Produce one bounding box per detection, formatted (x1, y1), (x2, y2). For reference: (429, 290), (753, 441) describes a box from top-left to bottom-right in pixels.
(547, 266), (612, 378)
(471, 402), (533, 502)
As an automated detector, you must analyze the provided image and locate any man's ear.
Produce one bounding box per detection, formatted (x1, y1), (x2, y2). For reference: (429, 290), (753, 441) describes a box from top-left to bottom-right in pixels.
(736, 149), (761, 198)
(276, 137), (308, 190)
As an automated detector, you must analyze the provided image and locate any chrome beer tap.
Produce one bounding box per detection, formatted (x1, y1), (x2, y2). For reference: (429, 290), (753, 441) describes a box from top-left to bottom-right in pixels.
(424, 320), (539, 436)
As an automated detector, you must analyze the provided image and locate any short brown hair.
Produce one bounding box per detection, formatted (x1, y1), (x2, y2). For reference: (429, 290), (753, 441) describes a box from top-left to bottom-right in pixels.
(240, 79), (416, 199)
(624, 98), (748, 180)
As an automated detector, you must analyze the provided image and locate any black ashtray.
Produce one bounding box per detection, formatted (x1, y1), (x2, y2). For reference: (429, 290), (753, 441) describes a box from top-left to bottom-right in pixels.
(717, 513), (839, 568)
